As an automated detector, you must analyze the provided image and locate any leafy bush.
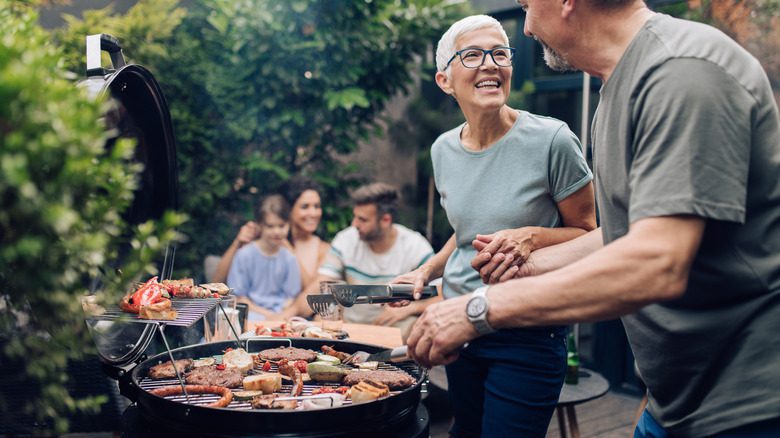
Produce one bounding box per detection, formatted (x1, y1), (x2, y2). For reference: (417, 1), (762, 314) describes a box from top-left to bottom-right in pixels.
(0, 2), (183, 433)
(56, 0), (469, 276)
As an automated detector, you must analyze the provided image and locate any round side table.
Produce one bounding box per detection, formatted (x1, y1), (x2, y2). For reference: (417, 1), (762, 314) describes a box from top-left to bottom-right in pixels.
(555, 368), (610, 438)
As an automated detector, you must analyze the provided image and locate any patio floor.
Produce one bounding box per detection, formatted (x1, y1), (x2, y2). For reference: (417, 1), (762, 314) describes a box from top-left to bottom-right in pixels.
(424, 382), (643, 438)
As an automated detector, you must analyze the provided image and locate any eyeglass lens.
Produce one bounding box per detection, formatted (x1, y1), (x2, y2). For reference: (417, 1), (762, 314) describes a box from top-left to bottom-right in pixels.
(460, 48), (513, 68)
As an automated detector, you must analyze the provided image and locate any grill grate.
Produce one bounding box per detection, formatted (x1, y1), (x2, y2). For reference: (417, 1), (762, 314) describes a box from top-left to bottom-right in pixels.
(138, 355), (418, 409)
(89, 297), (222, 327)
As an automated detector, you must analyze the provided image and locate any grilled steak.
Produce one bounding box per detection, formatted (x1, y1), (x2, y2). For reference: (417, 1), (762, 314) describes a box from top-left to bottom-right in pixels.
(184, 365), (242, 388)
(257, 346), (317, 362)
(148, 359), (194, 379)
(343, 370), (415, 390)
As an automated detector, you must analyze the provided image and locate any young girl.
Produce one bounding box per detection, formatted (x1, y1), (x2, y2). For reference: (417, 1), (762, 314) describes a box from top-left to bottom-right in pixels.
(227, 194), (301, 321)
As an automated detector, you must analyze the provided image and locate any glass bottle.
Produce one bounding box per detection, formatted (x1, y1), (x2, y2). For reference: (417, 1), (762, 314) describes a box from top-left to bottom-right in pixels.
(565, 328), (580, 384)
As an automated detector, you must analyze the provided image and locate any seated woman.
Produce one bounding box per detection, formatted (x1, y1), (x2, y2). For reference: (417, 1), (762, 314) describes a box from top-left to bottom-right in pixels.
(284, 176), (331, 291)
(211, 177), (329, 293)
(227, 194), (301, 321)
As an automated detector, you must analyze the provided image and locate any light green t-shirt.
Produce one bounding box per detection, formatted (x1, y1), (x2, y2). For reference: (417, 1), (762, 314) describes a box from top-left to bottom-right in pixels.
(593, 14), (780, 436)
(432, 110), (592, 299)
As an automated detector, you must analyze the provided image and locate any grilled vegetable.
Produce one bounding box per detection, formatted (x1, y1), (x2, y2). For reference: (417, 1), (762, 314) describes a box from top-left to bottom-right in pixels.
(306, 362), (347, 383)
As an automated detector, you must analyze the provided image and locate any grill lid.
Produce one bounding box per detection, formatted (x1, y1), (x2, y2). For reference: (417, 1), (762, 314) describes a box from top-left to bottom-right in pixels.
(79, 34), (180, 367)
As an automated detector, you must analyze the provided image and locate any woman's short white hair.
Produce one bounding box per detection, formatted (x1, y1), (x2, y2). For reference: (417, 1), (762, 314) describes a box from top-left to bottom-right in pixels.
(436, 15), (510, 76)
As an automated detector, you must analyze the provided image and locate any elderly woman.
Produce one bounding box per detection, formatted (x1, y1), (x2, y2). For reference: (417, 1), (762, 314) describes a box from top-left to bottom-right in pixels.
(394, 15), (596, 437)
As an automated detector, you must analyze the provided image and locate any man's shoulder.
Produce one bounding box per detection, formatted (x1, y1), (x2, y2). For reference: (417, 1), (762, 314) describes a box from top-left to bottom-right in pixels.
(392, 224), (433, 251)
(330, 227), (360, 251)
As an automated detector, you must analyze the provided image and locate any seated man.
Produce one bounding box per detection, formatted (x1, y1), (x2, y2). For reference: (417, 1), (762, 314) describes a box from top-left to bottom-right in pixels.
(282, 182), (437, 340)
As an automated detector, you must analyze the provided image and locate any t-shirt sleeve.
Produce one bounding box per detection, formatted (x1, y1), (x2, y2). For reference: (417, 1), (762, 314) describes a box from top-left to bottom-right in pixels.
(628, 58), (750, 224)
(318, 232), (346, 279)
(548, 124), (593, 202)
(226, 249), (249, 297)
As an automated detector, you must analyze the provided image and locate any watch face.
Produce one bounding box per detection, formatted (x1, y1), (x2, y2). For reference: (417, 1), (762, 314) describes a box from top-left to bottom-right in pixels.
(467, 297), (487, 318)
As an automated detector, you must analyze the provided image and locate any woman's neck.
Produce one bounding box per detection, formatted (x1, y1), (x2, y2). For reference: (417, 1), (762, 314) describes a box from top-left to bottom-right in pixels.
(290, 226), (315, 246)
(461, 105), (517, 151)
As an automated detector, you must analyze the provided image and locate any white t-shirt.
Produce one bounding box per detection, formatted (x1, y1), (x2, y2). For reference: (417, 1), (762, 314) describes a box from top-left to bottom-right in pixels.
(319, 224), (434, 324)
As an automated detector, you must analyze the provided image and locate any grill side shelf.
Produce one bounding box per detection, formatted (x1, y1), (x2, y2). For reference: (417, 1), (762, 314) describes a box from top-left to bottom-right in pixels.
(87, 297), (222, 327)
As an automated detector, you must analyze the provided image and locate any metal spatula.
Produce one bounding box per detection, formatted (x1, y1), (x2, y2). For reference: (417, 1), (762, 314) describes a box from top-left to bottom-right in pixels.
(306, 294), (339, 317)
(344, 345), (410, 364)
(328, 284), (437, 307)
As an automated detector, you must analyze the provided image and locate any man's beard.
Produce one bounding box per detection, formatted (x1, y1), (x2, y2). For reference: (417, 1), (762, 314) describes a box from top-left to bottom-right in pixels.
(536, 37), (576, 72)
(359, 226), (382, 242)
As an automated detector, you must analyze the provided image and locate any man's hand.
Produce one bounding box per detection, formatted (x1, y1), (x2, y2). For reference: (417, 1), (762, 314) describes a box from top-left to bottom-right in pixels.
(373, 305), (414, 326)
(471, 228), (535, 283)
(406, 294), (479, 368)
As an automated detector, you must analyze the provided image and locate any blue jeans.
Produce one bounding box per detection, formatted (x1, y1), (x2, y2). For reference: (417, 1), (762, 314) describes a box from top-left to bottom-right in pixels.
(445, 327), (567, 438)
(635, 409), (780, 438)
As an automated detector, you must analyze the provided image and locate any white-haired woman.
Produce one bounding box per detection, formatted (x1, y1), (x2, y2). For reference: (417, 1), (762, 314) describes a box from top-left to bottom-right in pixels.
(394, 15), (596, 436)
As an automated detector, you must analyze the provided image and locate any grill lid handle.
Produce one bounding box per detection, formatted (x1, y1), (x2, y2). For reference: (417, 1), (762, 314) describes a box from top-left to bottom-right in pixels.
(86, 34), (127, 77)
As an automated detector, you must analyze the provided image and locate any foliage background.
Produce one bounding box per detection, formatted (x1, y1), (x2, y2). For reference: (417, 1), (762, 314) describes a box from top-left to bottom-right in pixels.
(56, 0), (470, 277)
(0, 1), (183, 433)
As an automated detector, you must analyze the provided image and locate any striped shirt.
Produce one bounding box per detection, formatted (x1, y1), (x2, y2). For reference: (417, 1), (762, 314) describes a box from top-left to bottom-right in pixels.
(319, 224), (434, 324)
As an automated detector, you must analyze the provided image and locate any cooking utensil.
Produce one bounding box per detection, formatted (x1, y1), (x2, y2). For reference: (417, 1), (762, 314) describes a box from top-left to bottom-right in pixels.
(328, 284), (437, 307)
(344, 345), (409, 365)
(306, 294), (339, 317)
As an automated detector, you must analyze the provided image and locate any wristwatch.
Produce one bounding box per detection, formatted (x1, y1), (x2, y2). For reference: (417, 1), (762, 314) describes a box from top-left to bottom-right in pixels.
(466, 286), (495, 335)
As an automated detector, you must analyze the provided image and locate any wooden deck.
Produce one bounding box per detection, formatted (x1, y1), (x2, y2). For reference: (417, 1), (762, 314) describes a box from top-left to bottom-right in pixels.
(425, 385), (642, 438)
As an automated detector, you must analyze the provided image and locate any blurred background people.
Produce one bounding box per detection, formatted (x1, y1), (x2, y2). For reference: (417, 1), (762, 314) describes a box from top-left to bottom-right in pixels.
(284, 176), (331, 292)
(227, 194), (301, 321)
(282, 182), (436, 341)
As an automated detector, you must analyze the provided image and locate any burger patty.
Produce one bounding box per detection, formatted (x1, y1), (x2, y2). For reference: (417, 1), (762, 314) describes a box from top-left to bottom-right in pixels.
(148, 359), (193, 379)
(184, 365), (242, 388)
(343, 370), (415, 390)
(257, 347), (317, 362)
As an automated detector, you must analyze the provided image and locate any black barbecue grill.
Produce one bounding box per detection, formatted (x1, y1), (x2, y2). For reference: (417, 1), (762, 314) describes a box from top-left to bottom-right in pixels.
(115, 339), (429, 437)
(81, 35), (431, 437)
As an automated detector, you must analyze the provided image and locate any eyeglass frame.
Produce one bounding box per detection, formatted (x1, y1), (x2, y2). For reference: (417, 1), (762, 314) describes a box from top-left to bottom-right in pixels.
(444, 46), (516, 70)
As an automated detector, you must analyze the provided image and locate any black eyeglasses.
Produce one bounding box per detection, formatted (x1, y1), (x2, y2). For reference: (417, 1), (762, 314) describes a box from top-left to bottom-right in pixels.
(444, 47), (516, 70)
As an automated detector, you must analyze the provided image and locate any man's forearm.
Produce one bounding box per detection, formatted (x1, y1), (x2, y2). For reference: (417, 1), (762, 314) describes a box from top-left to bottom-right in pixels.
(492, 217), (704, 327)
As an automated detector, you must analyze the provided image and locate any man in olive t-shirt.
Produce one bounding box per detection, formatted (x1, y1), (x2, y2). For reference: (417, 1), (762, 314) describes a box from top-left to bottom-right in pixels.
(405, 1), (780, 436)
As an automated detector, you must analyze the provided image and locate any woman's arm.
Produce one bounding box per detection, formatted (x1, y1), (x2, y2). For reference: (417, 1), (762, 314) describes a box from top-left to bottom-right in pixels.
(391, 234), (456, 300)
(212, 221), (259, 283)
(471, 182), (596, 283)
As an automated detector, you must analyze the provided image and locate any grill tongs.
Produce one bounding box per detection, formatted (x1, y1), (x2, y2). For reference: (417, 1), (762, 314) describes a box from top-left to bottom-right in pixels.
(329, 284), (437, 307)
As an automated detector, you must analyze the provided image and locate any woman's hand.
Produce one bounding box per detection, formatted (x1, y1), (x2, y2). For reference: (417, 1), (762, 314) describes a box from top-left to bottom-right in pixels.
(471, 228), (536, 284)
(387, 266), (432, 307)
(235, 221), (260, 246)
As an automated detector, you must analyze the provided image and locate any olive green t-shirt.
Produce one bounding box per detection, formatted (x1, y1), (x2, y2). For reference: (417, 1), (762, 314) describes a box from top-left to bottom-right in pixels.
(592, 14), (780, 436)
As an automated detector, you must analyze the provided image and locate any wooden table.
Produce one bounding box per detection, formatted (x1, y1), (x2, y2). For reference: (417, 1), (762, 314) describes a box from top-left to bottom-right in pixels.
(250, 321), (403, 349)
(555, 368), (610, 438)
